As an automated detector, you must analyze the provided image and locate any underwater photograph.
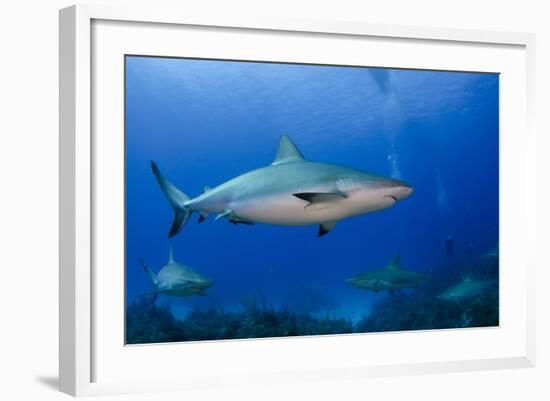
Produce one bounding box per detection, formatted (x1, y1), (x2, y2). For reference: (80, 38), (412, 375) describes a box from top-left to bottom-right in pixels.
(125, 55), (499, 345)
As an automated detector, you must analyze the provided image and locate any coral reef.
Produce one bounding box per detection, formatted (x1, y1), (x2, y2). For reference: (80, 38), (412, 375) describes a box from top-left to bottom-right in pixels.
(127, 268), (499, 344)
(355, 280), (498, 333)
(126, 294), (353, 344)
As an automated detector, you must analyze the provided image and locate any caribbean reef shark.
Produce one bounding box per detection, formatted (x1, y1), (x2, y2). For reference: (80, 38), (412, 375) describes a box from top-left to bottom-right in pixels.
(346, 253), (429, 293)
(151, 134), (413, 237)
(139, 246), (213, 298)
(437, 277), (496, 301)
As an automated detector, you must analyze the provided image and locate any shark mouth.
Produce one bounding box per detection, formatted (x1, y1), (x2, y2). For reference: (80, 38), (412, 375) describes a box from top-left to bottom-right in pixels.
(386, 195), (398, 202)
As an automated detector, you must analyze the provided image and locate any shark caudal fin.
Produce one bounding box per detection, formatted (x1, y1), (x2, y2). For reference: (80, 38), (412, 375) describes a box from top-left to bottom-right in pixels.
(139, 259), (158, 287)
(139, 259), (161, 302)
(151, 161), (192, 237)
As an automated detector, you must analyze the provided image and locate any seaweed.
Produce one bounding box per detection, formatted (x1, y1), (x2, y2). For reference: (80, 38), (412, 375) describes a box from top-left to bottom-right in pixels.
(126, 294), (353, 344)
(127, 276), (498, 344)
(126, 298), (184, 344)
(355, 280), (499, 333)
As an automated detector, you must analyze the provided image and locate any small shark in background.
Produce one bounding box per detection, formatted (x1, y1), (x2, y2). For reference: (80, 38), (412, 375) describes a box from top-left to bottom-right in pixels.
(151, 134), (413, 237)
(437, 277), (496, 301)
(346, 253), (429, 294)
(139, 246), (213, 298)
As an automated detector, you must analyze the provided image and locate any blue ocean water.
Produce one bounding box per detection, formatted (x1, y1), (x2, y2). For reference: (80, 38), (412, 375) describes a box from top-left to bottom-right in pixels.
(125, 56), (499, 342)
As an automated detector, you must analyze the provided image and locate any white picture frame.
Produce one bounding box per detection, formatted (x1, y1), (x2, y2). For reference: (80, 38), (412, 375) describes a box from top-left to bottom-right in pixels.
(59, 4), (536, 397)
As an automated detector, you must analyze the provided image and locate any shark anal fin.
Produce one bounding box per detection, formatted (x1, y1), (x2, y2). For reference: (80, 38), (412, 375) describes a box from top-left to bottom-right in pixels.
(294, 192), (348, 208)
(318, 221), (337, 237)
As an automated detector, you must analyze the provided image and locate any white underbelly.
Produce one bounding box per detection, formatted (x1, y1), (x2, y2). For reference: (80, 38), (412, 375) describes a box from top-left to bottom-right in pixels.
(202, 189), (396, 226)
(231, 195), (361, 225)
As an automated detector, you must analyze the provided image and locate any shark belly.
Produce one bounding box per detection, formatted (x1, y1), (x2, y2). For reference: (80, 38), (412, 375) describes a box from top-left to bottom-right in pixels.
(193, 185), (397, 226)
(231, 193), (349, 225)
(234, 189), (397, 225)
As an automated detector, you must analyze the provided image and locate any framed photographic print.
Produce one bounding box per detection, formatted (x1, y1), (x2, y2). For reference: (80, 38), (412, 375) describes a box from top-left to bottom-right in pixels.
(59, 4), (536, 396)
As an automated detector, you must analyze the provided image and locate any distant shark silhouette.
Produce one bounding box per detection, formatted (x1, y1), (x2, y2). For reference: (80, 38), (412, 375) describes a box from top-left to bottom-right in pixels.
(346, 253), (429, 294)
(139, 246), (213, 298)
(483, 242), (499, 259)
(151, 134), (413, 237)
(437, 277), (495, 301)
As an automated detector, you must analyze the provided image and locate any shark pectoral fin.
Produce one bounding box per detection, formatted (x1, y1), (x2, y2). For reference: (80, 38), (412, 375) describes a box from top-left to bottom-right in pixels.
(294, 192), (348, 209)
(215, 209), (232, 221)
(318, 221), (337, 237)
(197, 212), (208, 223)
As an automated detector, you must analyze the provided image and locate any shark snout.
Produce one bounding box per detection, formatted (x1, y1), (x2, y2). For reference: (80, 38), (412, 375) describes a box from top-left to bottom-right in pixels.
(388, 180), (413, 201)
(201, 279), (214, 289)
(395, 185), (413, 200)
(345, 277), (359, 287)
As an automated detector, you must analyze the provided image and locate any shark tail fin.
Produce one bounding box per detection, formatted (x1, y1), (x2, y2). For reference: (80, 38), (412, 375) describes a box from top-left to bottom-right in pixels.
(134, 289), (164, 303)
(140, 258), (158, 288)
(151, 161), (193, 237)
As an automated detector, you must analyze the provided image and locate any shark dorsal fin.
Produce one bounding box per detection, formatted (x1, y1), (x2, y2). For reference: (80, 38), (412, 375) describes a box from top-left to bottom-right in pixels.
(168, 244), (175, 263)
(272, 134), (305, 165)
(387, 253), (401, 269)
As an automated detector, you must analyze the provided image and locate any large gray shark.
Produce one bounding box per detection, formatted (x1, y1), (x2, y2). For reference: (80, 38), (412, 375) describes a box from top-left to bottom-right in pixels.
(345, 254), (429, 294)
(437, 277), (496, 301)
(151, 135), (413, 237)
(140, 246), (213, 298)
